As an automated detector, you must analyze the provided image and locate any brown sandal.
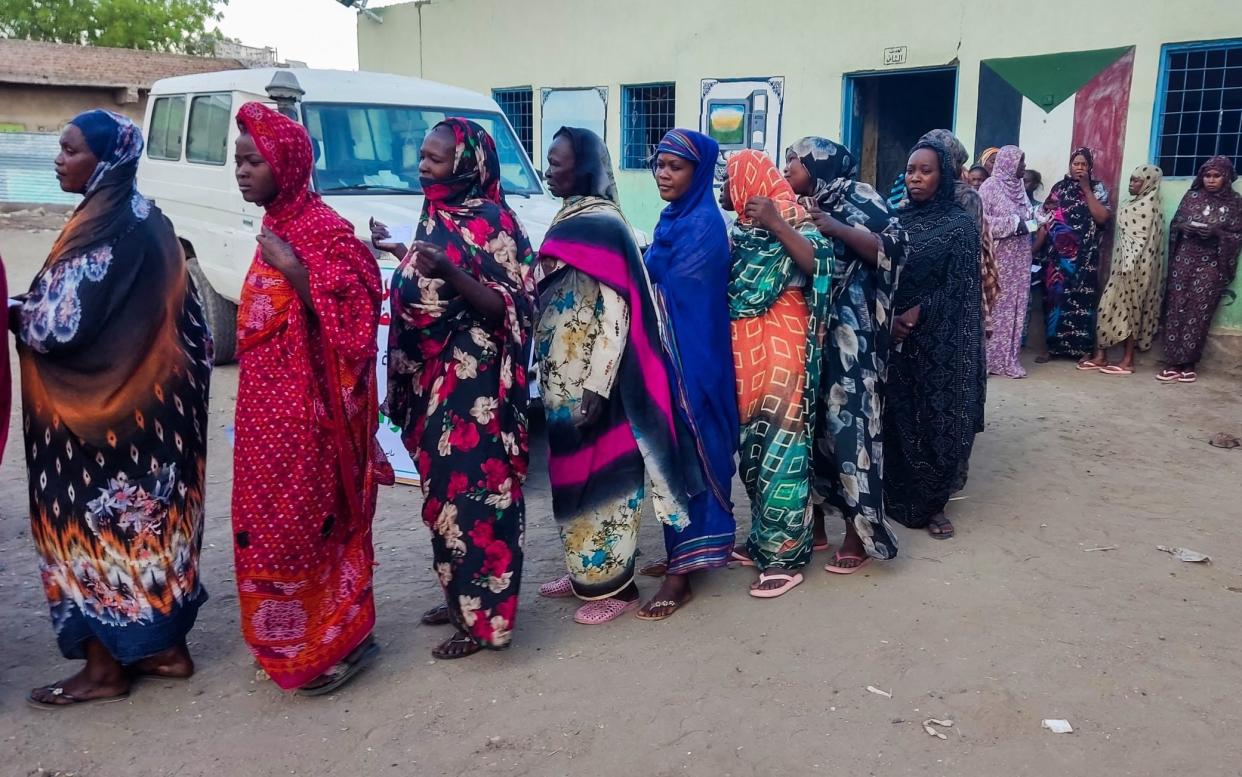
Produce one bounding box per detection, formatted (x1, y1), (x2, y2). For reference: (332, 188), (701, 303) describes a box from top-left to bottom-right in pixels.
(432, 632), (483, 660)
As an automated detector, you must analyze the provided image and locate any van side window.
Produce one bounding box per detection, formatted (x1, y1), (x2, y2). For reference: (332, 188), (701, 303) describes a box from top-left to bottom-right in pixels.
(148, 96), (186, 160)
(187, 93), (233, 165)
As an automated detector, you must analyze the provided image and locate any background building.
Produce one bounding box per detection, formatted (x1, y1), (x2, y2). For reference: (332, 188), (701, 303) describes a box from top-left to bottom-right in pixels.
(0, 39), (247, 205)
(357, 0), (1242, 352)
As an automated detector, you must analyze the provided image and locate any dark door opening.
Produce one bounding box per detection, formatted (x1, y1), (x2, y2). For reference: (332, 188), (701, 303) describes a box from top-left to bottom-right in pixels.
(844, 68), (957, 189)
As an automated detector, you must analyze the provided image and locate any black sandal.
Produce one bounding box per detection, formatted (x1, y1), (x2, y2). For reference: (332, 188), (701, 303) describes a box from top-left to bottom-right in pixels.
(927, 514), (955, 540)
(420, 603), (451, 625)
(432, 632), (483, 660)
(27, 685), (130, 710)
(296, 639), (381, 697)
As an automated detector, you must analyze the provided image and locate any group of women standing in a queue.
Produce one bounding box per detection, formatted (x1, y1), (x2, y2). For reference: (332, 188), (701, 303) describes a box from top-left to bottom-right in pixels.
(969, 143), (1241, 383)
(20, 103), (1235, 707)
(12, 105), (535, 706)
(11, 111), (990, 705)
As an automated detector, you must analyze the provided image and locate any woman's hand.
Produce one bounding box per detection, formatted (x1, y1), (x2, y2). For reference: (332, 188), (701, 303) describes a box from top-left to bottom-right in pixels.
(412, 240), (455, 279)
(575, 390), (605, 430)
(809, 205), (842, 238)
(1184, 222), (1214, 239)
(257, 227), (313, 307)
(892, 304), (921, 344)
(743, 196), (784, 231)
(257, 227), (301, 276)
(370, 217), (408, 258)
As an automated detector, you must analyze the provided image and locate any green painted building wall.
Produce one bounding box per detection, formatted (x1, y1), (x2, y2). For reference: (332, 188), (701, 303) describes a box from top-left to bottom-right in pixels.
(358, 0), (1242, 344)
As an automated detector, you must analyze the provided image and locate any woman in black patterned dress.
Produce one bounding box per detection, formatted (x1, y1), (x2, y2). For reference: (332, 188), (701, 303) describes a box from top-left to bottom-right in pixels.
(884, 140), (985, 541)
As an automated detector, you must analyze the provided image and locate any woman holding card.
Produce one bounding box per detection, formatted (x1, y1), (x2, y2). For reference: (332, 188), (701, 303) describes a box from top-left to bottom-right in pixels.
(1159, 156), (1242, 383)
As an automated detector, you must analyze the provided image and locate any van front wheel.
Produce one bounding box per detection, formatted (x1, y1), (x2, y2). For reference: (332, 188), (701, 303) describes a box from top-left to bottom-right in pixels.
(187, 258), (238, 365)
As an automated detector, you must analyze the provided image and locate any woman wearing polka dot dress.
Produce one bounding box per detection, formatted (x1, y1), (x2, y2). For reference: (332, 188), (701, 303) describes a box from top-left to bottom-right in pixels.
(231, 103), (390, 695)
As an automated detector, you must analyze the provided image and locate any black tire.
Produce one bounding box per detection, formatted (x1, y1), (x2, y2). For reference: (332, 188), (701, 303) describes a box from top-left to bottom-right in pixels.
(187, 257), (237, 365)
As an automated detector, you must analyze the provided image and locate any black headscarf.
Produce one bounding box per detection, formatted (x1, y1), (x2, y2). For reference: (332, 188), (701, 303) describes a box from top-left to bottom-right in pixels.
(553, 126), (619, 203)
(901, 140), (961, 217)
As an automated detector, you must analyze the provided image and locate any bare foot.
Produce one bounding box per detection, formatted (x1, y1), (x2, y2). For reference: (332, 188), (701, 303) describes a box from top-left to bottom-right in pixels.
(130, 642), (195, 680)
(830, 525), (868, 569)
(812, 512), (828, 550)
(927, 512), (955, 540)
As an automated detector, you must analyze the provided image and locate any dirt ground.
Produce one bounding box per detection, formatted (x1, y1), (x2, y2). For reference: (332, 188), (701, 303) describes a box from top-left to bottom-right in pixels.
(1, 226), (1240, 777)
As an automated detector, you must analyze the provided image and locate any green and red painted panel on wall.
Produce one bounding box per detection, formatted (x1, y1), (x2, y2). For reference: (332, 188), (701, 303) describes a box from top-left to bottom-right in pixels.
(974, 47), (1135, 207)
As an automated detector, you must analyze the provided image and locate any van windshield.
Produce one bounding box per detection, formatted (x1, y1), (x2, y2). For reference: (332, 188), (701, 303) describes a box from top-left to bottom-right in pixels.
(302, 103), (542, 196)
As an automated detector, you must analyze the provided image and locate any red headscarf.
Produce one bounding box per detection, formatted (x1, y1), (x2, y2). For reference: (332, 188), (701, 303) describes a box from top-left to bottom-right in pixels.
(234, 101), (390, 522)
(726, 149), (808, 227)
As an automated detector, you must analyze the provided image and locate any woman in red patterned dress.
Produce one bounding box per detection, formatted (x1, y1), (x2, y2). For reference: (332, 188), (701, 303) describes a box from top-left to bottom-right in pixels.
(231, 102), (390, 695)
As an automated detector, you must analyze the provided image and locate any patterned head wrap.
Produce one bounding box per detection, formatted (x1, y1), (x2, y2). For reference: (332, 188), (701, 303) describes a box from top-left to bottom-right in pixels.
(920, 129), (969, 173)
(726, 149), (807, 227)
(421, 118), (504, 206)
(654, 129), (704, 165)
(1070, 147), (1096, 176)
(980, 145), (1029, 212)
(1191, 154), (1238, 191)
(48, 109), (149, 267)
(236, 102), (314, 223)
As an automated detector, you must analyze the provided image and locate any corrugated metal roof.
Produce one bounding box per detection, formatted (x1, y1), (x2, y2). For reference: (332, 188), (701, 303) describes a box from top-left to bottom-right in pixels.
(0, 132), (80, 206)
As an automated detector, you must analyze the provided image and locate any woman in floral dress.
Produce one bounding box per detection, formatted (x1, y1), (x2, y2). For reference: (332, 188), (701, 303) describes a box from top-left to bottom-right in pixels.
(376, 119), (535, 659)
(14, 110), (213, 707)
(980, 145), (1039, 379)
(534, 127), (699, 624)
(1037, 148), (1113, 364)
(783, 136), (904, 573)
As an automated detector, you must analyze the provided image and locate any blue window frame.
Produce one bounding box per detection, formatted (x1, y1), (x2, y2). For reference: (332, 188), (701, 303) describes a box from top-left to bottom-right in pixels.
(492, 87), (534, 158)
(621, 83), (676, 170)
(1151, 39), (1242, 178)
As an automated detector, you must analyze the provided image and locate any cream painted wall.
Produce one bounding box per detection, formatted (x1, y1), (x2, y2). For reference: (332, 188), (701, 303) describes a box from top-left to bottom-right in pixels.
(359, 0), (1242, 334)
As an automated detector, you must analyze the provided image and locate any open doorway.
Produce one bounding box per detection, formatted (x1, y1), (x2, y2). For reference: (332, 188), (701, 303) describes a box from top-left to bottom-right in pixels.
(843, 67), (957, 189)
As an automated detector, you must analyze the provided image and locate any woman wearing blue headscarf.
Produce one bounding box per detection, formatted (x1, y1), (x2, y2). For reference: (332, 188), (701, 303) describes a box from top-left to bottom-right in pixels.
(12, 110), (213, 707)
(636, 129), (737, 620)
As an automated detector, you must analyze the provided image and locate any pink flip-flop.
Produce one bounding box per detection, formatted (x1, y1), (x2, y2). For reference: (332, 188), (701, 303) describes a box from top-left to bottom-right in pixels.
(1099, 364), (1133, 376)
(538, 575), (574, 599)
(1156, 369), (1181, 383)
(748, 571), (804, 598)
(574, 597), (640, 624)
(813, 541), (833, 553)
(730, 549), (756, 567)
(824, 552), (872, 575)
(1178, 371), (1198, 383)
(1076, 359), (1106, 371)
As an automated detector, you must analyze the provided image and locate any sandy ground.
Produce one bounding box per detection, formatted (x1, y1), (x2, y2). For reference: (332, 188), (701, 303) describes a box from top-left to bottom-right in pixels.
(1, 226), (1241, 777)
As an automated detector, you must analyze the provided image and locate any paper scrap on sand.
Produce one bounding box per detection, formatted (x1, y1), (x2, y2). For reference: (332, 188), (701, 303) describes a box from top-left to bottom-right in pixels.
(1042, 719), (1073, 734)
(923, 719), (953, 739)
(866, 685), (892, 698)
(1157, 545), (1211, 563)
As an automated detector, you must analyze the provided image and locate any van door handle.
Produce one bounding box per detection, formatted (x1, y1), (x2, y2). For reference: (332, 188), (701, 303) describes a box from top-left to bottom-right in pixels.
(242, 218), (255, 228)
